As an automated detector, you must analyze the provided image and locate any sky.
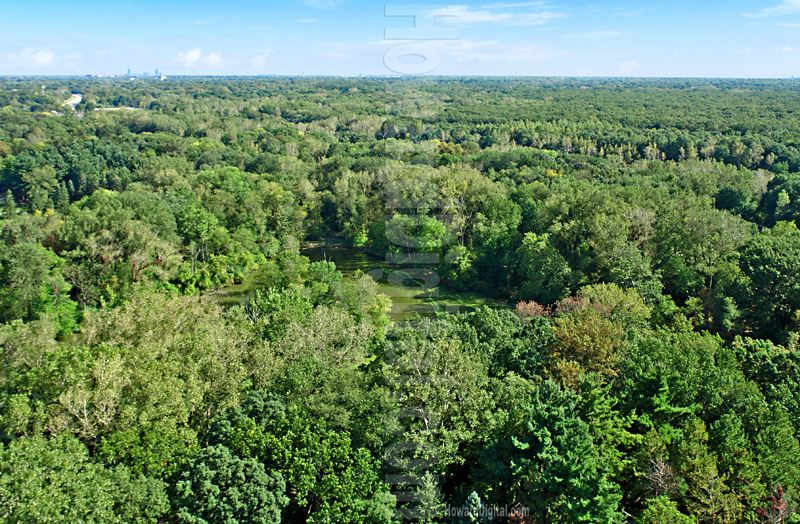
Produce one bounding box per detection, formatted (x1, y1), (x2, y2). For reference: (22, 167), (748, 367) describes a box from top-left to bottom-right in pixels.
(0, 0), (799, 77)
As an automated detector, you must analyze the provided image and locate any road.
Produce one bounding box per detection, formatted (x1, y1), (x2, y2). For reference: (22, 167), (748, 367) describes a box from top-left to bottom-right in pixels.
(63, 93), (82, 110)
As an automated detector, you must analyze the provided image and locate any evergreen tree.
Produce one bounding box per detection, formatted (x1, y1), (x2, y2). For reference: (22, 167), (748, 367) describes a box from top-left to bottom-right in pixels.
(472, 381), (623, 523)
(412, 472), (446, 524)
(674, 417), (735, 523)
(3, 189), (15, 217)
(710, 413), (766, 522)
(56, 181), (70, 214)
(637, 497), (697, 524)
(174, 444), (287, 524)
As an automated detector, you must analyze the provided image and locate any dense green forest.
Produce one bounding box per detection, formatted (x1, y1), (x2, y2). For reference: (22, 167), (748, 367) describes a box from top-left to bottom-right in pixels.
(1, 76), (800, 523)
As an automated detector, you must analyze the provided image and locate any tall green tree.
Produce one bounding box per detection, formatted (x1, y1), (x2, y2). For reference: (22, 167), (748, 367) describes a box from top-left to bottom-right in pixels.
(21, 165), (57, 211)
(738, 229), (800, 340)
(0, 434), (168, 524)
(514, 232), (572, 304)
(173, 444), (287, 524)
(472, 381), (623, 523)
(218, 405), (395, 524)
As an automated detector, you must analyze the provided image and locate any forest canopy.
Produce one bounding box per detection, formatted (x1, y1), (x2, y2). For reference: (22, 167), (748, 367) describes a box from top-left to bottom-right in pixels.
(1, 76), (800, 523)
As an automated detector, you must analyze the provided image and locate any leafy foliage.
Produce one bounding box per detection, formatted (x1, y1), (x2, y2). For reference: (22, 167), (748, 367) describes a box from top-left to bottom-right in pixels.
(1, 76), (800, 523)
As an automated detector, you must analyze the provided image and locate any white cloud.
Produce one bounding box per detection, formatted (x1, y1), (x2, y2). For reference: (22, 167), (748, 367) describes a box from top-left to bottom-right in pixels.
(251, 50), (276, 68)
(297, 18), (319, 23)
(777, 22), (800, 26)
(747, 0), (800, 17)
(203, 52), (223, 66)
(7, 48), (56, 66)
(177, 48), (202, 66)
(176, 48), (224, 68)
(428, 4), (566, 26)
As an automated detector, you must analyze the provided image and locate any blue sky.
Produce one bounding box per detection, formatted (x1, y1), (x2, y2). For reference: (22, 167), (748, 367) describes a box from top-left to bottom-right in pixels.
(1, 0), (799, 77)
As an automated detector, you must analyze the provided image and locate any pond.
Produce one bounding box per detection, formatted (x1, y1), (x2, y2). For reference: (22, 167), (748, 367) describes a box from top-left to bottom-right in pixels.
(215, 243), (507, 320)
(305, 244), (507, 320)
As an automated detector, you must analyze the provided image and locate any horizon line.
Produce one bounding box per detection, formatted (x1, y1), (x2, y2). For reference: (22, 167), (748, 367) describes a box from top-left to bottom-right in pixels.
(0, 74), (798, 80)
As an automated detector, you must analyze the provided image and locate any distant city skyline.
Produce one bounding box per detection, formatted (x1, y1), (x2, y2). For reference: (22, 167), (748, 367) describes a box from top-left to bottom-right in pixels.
(1, 0), (799, 77)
